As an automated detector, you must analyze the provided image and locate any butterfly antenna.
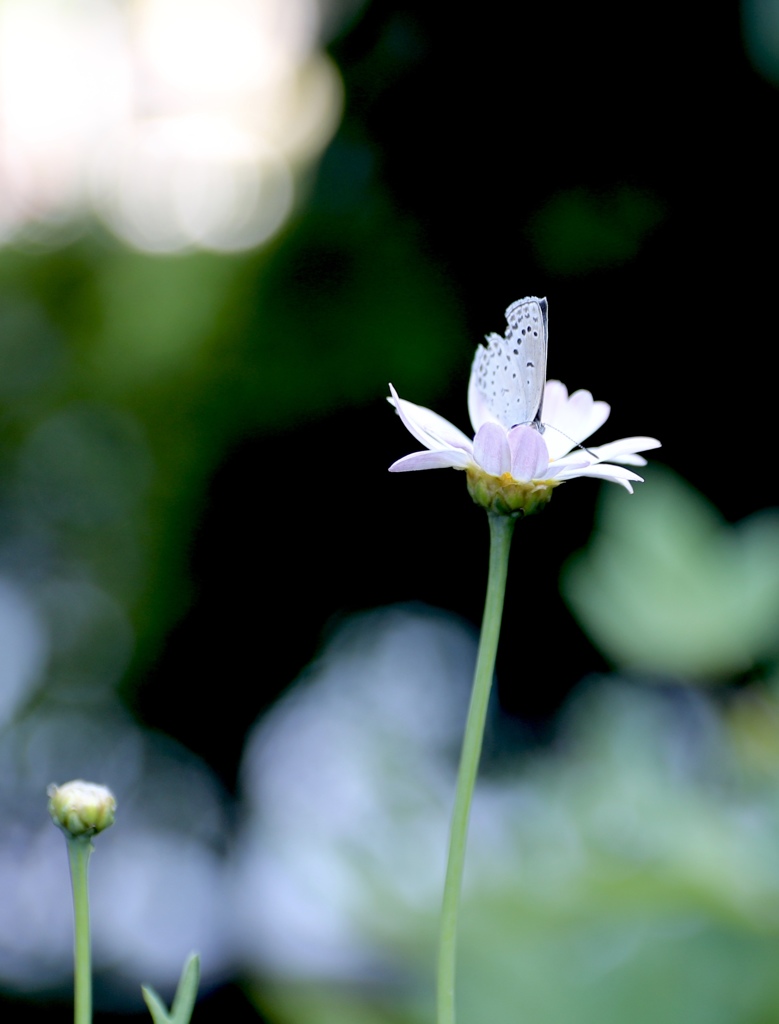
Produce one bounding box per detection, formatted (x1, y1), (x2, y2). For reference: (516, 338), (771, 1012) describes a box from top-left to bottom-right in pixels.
(542, 423), (596, 457)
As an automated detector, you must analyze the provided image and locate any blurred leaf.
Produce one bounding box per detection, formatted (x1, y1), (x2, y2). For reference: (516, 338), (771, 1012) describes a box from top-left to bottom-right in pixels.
(0, 169), (467, 686)
(561, 467), (779, 680)
(87, 250), (241, 390)
(742, 0), (779, 87)
(528, 186), (664, 275)
(254, 981), (420, 1024)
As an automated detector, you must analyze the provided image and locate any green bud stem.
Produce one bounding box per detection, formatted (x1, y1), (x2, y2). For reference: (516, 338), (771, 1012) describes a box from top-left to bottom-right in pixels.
(67, 835), (94, 1024)
(437, 512), (515, 1024)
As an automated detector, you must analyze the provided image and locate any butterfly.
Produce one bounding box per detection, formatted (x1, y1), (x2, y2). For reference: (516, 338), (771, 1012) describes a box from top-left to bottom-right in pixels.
(472, 296), (548, 431)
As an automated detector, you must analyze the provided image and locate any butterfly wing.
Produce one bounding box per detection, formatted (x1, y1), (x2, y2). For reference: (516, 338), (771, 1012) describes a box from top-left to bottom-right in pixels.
(472, 296), (548, 429)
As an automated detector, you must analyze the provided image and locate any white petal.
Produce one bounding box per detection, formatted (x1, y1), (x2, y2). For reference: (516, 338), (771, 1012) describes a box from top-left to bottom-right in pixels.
(473, 422), (511, 476)
(555, 462), (645, 492)
(545, 459), (589, 478)
(585, 436), (661, 464)
(552, 451), (596, 469)
(388, 384), (473, 453)
(544, 388), (611, 459)
(507, 425), (549, 481)
(389, 449), (473, 472)
(607, 453), (648, 466)
(540, 380), (569, 425)
(579, 397), (611, 440)
(542, 425), (580, 462)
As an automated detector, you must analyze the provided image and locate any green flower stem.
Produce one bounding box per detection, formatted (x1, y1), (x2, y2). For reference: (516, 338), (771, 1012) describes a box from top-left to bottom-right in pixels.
(437, 512), (516, 1024)
(67, 835), (94, 1024)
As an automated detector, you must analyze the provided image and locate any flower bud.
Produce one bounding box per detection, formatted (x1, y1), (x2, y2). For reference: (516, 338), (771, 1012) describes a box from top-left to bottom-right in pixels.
(466, 466), (557, 517)
(48, 780), (116, 837)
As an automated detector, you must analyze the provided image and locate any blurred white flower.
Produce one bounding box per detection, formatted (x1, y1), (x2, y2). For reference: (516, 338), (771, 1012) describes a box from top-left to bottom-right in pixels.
(229, 605), (482, 978)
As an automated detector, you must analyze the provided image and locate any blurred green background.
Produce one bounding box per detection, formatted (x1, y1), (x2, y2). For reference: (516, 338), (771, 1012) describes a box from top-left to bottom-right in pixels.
(3, 0), (779, 1022)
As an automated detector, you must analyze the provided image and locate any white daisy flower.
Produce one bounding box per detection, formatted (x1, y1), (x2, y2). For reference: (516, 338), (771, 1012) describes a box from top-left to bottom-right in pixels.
(388, 299), (660, 515)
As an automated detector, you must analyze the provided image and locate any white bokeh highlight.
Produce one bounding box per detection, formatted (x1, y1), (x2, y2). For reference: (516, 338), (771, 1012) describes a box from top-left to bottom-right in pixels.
(0, 0), (343, 251)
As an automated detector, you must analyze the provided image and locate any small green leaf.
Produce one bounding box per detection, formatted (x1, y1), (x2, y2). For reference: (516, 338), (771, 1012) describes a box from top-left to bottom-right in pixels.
(171, 953), (201, 1024)
(142, 952), (201, 1024)
(141, 985), (172, 1024)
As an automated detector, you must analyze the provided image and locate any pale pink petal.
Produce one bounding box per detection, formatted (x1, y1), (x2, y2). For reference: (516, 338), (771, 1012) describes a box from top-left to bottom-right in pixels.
(507, 425), (550, 481)
(473, 422), (511, 476)
(388, 384), (473, 453)
(389, 449), (473, 472)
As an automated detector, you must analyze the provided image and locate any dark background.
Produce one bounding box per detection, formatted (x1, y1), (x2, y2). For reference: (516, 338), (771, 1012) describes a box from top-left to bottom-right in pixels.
(142, 1), (768, 785)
